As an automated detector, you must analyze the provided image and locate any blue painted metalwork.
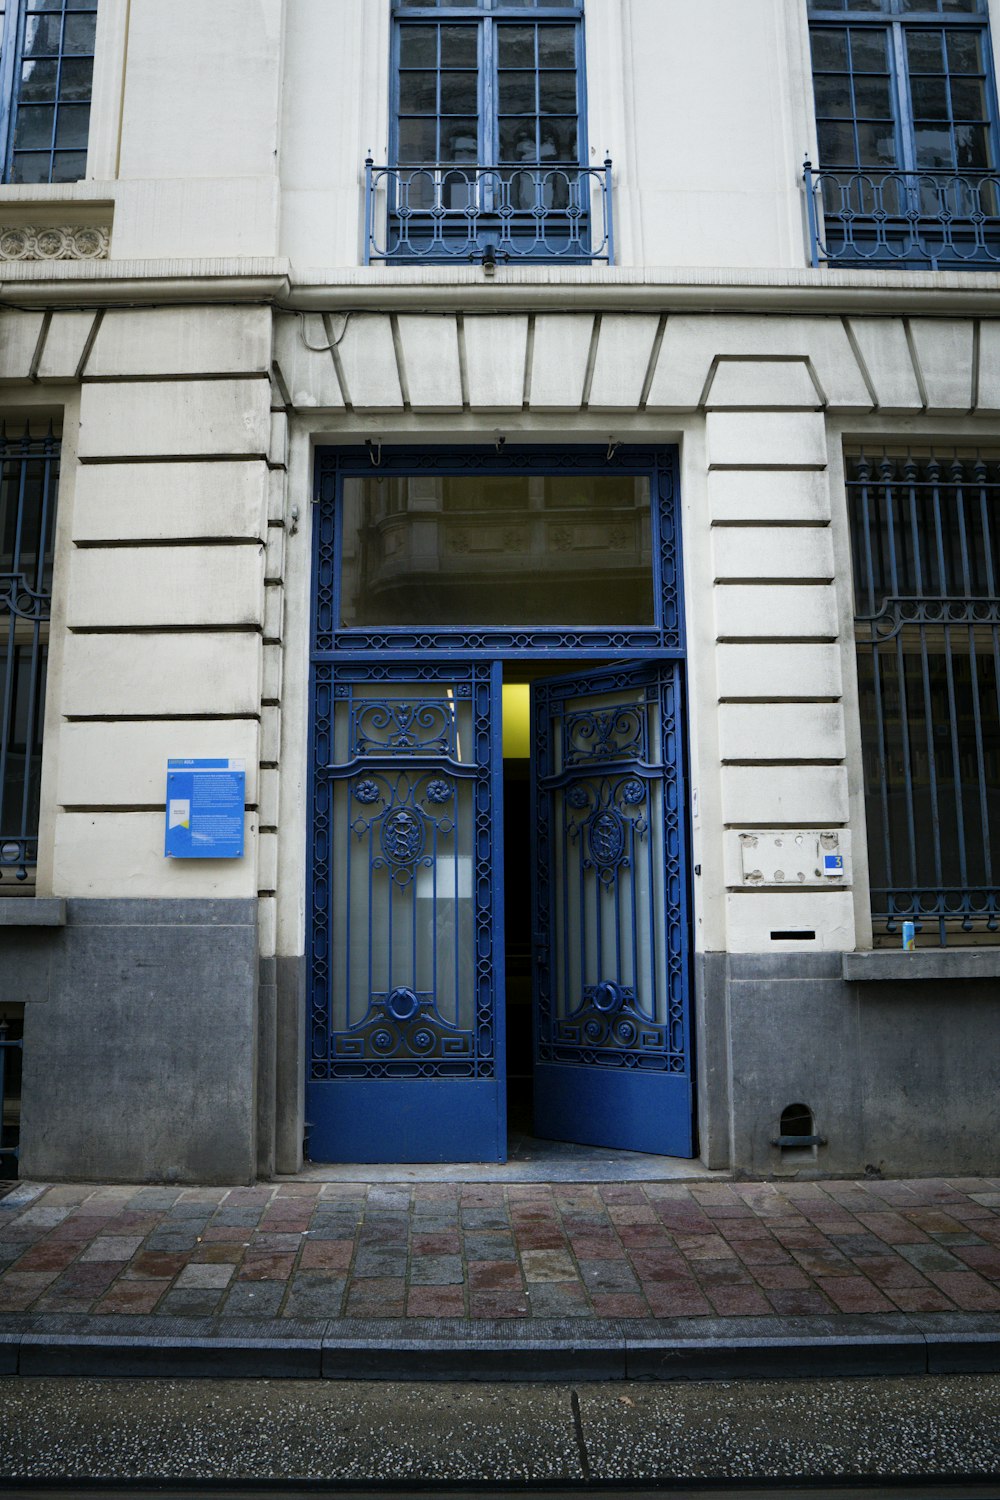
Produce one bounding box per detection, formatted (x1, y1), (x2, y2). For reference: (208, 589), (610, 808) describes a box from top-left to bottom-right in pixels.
(532, 660), (692, 1156)
(0, 1017), (22, 1168)
(365, 160), (612, 264)
(308, 444), (688, 1163)
(0, 424), (57, 888)
(806, 0), (1000, 268)
(313, 446), (682, 658)
(848, 449), (1000, 947)
(307, 658), (507, 1162)
(804, 161), (1000, 267)
(0, 0), (97, 186)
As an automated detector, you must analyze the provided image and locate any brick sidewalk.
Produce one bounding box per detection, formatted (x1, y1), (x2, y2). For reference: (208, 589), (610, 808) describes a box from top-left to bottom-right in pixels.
(1, 1176), (999, 1324)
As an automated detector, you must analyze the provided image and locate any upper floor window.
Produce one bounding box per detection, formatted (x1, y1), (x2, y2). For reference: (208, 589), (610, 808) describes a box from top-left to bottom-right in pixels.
(394, 0), (582, 178)
(0, 0), (97, 184)
(805, 0), (1000, 268)
(366, 1), (614, 264)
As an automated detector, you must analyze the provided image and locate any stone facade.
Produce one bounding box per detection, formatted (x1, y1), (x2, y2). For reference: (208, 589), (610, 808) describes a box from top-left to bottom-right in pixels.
(1, 0), (998, 1182)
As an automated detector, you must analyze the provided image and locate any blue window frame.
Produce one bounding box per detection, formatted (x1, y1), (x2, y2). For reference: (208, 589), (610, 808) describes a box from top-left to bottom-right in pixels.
(0, 0), (97, 184)
(367, 0), (614, 263)
(805, 0), (1000, 267)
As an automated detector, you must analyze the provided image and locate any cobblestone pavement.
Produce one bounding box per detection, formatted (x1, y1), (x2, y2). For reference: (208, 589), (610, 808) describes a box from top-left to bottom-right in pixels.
(1, 1177), (999, 1322)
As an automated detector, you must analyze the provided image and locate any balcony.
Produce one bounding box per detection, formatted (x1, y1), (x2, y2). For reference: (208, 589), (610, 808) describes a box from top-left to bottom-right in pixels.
(803, 160), (1000, 271)
(364, 159), (614, 266)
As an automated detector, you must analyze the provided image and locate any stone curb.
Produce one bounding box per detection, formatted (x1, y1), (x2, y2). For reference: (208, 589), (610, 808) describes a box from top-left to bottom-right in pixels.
(0, 1312), (997, 1381)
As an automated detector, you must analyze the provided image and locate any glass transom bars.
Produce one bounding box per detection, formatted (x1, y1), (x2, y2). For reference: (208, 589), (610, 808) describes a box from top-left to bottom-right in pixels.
(371, 0), (609, 263)
(0, 426), (58, 887)
(0, 0), (97, 184)
(847, 448), (1000, 945)
(806, 0), (1000, 267)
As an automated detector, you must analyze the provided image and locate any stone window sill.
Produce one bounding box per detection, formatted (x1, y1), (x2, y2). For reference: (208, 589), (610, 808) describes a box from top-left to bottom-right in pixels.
(843, 949), (1000, 982)
(0, 898), (66, 928)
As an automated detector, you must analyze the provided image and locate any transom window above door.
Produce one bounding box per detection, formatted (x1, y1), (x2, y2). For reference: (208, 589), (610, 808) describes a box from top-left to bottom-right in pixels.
(366, 1), (614, 264)
(313, 447), (681, 656)
(339, 472), (654, 630)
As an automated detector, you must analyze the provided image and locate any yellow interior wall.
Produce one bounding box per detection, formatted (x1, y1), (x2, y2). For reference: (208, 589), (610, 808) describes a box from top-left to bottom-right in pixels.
(502, 683), (531, 759)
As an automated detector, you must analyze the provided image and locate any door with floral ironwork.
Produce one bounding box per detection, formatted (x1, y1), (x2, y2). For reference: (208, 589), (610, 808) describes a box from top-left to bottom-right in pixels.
(307, 660), (505, 1162)
(531, 660), (692, 1156)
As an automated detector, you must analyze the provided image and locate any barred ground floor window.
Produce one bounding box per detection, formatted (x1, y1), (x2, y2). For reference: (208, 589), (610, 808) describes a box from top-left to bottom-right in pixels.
(847, 447), (1000, 945)
(0, 423), (58, 890)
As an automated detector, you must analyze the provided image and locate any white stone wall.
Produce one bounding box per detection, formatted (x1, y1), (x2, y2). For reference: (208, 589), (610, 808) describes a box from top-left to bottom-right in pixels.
(269, 305), (994, 961)
(0, 306), (289, 958)
(4, 0), (1000, 964)
(5, 0), (1000, 267)
(4, 295), (997, 964)
(276, 0), (815, 270)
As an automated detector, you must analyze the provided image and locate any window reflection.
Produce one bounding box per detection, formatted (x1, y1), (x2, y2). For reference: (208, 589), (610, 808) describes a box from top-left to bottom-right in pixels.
(339, 473), (654, 628)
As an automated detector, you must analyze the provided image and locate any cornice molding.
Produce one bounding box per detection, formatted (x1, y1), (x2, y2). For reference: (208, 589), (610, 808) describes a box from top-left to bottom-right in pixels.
(3, 256), (1000, 314)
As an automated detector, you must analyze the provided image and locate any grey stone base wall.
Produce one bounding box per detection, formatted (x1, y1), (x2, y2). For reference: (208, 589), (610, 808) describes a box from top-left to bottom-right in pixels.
(8, 899), (261, 1185)
(275, 954), (306, 1176)
(7, 904), (996, 1182)
(695, 951), (1000, 1178)
(255, 953), (306, 1178)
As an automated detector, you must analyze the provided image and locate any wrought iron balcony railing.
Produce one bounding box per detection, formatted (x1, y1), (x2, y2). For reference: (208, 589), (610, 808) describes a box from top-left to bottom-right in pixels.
(804, 159), (1000, 271)
(364, 158), (614, 265)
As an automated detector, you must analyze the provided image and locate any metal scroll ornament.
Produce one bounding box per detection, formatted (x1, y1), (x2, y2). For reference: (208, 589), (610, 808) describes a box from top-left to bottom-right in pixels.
(337, 987), (474, 1064)
(565, 774), (649, 888)
(349, 771), (457, 888)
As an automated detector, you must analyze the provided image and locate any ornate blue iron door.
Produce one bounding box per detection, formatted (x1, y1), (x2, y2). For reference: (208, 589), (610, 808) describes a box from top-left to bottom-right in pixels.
(308, 660), (506, 1163)
(532, 660), (692, 1156)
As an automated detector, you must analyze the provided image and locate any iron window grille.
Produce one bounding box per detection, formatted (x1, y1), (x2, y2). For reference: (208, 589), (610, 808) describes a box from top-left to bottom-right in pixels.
(0, 0), (97, 185)
(847, 448), (1000, 946)
(805, 0), (1000, 268)
(0, 425), (58, 889)
(368, 0), (613, 264)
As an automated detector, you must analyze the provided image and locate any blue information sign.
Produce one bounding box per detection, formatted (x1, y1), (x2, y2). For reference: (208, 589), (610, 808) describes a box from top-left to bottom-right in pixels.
(165, 759), (246, 859)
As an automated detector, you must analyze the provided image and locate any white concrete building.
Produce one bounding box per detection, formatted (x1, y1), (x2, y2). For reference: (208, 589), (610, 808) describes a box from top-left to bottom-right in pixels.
(1, 0), (998, 1183)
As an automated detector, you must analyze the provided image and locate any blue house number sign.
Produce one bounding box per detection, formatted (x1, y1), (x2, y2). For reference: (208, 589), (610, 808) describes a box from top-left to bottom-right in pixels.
(165, 759), (246, 859)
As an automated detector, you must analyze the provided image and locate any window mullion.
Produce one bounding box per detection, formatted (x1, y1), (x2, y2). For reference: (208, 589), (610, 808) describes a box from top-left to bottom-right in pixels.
(891, 22), (917, 175)
(50, 4), (66, 181)
(482, 16), (494, 167)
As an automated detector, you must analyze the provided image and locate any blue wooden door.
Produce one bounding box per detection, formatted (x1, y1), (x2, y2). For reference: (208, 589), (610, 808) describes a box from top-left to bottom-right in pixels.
(307, 659), (506, 1163)
(532, 660), (693, 1156)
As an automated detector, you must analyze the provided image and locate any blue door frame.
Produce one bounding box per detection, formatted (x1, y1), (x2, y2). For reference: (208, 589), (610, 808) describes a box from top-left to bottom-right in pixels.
(307, 445), (692, 1163)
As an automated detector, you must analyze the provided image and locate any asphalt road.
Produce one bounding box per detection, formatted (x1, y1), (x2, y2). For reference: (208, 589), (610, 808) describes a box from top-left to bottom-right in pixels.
(0, 1489), (997, 1500)
(0, 1374), (999, 1489)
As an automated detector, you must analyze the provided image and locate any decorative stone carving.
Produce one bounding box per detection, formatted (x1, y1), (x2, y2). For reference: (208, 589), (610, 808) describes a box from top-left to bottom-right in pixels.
(0, 225), (110, 262)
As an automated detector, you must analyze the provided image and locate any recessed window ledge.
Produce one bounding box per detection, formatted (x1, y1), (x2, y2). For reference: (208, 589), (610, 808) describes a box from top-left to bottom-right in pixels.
(0, 898), (66, 928)
(0, 180), (115, 205)
(843, 949), (1000, 982)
